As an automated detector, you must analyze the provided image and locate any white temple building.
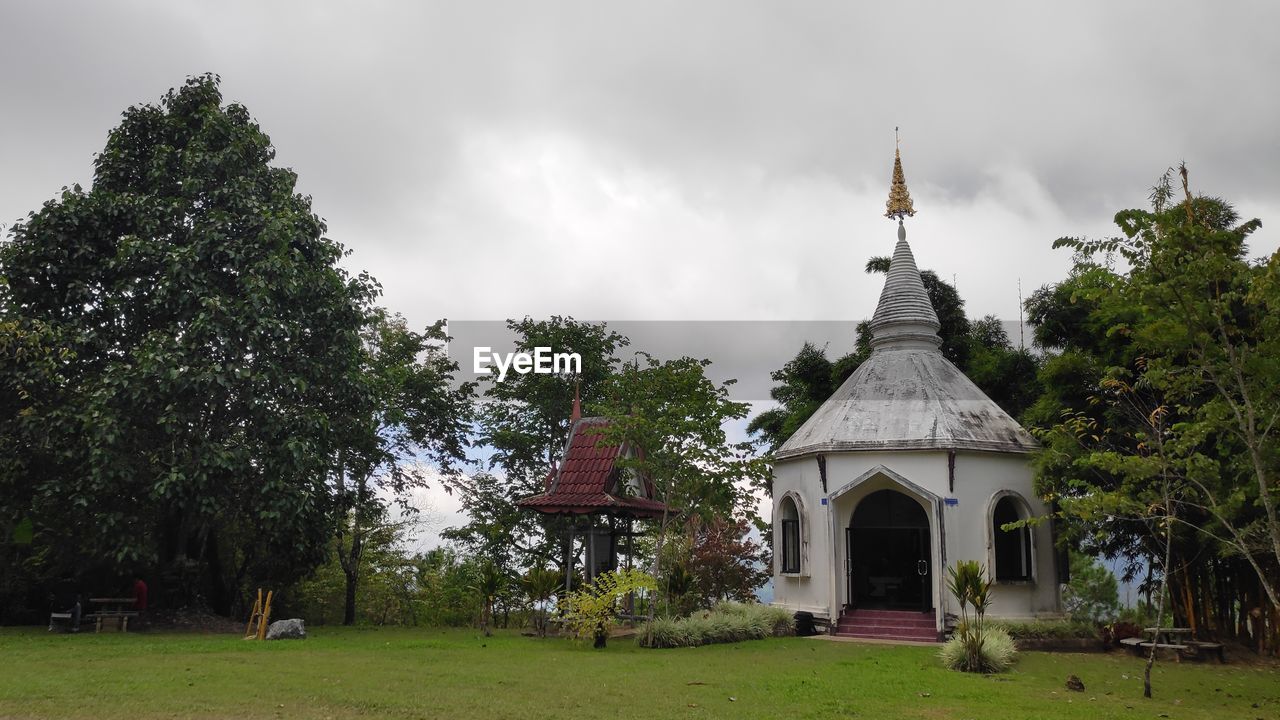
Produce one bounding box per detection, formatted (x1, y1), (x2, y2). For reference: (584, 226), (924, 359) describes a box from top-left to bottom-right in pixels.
(770, 148), (1062, 641)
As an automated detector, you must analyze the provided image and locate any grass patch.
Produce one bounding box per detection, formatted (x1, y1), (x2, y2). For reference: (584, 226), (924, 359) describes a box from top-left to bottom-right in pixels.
(1, 626), (1277, 719)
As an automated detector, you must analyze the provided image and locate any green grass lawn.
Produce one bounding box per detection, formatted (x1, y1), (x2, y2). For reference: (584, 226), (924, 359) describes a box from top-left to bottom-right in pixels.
(1, 627), (1276, 719)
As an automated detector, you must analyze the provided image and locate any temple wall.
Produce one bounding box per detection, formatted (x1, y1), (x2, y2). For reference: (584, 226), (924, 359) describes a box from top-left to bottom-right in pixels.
(771, 449), (1061, 627)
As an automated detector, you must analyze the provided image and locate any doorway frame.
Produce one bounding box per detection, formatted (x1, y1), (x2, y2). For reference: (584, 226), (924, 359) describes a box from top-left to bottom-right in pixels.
(829, 465), (945, 626)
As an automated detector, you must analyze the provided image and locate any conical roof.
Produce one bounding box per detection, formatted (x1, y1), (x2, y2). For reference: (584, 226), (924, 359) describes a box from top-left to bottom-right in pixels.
(775, 166), (1037, 458)
(869, 223), (941, 350)
(774, 346), (1039, 458)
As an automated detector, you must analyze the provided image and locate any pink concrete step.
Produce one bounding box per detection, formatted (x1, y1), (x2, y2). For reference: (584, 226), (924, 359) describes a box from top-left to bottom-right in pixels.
(834, 609), (939, 643)
(835, 624), (937, 639)
(838, 611), (934, 626)
(834, 627), (936, 638)
(837, 616), (936, 629)
(841, 609), (935, 619)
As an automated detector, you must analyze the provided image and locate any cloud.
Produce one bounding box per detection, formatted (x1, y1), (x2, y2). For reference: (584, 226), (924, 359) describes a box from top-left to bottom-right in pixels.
(2, 1), (1276, 335)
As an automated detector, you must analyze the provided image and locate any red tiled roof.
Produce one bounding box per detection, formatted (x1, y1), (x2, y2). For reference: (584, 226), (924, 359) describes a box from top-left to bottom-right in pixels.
(517, 417), (669, 519)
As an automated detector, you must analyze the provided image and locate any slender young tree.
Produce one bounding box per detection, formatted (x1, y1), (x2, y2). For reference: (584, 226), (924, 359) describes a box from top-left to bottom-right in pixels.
(595, 354), (769, 636)
(332, 311), (473, 625)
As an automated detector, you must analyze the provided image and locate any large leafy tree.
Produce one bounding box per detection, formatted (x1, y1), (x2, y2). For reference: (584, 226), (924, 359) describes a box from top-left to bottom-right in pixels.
(962, 315), (1041, 418)
(746, 342), (843, 455)
(0, 318), (66, 620)
(479, 317), (628, 477)
(0, 75), (377, 611)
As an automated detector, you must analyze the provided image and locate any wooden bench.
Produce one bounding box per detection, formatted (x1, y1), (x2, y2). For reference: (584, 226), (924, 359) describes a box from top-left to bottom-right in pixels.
(86, 611), (139, 632)
(48, 612), (76, 632)
(87, 597), (140, 633)
(1186, 641), (1226, 663)
(1120, 637), (1189, 661)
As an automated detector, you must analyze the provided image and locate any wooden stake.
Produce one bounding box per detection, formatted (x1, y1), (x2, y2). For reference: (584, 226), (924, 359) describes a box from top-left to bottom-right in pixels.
(258, 591), (273, 640)
(244, 589), (263, 639)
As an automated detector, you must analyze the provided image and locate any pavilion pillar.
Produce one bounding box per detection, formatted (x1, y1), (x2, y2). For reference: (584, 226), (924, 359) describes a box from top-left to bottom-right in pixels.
(625, 517), (635, 615)
(585, 522), (595, 582)
(563, 520), (574, 593)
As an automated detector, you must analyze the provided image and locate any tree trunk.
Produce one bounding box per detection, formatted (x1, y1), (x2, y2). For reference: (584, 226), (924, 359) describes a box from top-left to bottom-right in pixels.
(203, 528), (231, 616)
(1145, 499), (1174, 699)
(343, 568), (358, 626)
(343, 530), (362, 626)
(646, 490), (671, 647)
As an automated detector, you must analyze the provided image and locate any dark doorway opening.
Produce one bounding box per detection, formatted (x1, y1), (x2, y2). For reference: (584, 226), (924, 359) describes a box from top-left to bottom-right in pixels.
(846, 489), (932, 611)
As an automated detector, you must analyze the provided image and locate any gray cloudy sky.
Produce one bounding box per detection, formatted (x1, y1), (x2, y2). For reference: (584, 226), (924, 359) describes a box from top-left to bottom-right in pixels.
(3, 1), (1277, 545)
(4, 1), (1277, 330)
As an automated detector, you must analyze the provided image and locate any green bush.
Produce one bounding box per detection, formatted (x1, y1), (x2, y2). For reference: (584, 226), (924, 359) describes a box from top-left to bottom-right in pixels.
(561, 569), (657, 648)
(939, 626), (1017, 673)
(638, 602), (794, 648)
(1062, 551), (1121, 623)
(990, 619), (1099, 640)
(1116, 601), (1159, 628)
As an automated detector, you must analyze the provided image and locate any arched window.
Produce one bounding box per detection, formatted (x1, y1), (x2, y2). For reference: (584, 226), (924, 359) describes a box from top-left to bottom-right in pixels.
(779, 496), (802, 574)
(992, 495), (1033, 582)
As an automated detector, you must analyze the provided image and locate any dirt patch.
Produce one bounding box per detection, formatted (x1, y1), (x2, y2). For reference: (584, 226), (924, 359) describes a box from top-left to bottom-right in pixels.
(137, 608), (243, 634)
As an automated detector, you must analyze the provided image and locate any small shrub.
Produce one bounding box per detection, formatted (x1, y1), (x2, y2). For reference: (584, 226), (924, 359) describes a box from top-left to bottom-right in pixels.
(638, 602), (794, 648)
(991, 619), (1099, 641)
(1116, 602), (1158, 628)
(560, 569), (656, 648)
(939, 626), (1017, 673)
(1101, 621), (1143, 646)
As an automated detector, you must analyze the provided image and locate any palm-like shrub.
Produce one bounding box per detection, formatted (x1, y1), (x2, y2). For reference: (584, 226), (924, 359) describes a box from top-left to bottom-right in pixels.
(665, 562), (697, 616)
(522, 567), (562, 638)
(471, 562), (507, 637)
(941, 560), (1016, 673)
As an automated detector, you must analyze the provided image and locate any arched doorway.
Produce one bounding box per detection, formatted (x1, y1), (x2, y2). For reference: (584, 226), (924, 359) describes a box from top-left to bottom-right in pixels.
(846, 489), (932, 611)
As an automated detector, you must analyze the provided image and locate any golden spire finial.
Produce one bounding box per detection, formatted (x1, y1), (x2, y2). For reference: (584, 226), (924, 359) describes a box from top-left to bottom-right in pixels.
(885, 127), (916, 221)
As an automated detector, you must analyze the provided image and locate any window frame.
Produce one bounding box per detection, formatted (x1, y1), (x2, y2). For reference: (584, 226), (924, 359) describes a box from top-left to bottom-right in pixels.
(776, 493), (805, 577)
(781, 518), (800, 574)
(989, 491), (1036, 584)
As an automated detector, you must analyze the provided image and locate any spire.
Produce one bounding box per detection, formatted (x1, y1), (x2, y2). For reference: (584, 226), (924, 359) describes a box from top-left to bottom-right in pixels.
(570, 380), (582, 423)
(870, 135), (940, 352)
(884, 128), (916, 221)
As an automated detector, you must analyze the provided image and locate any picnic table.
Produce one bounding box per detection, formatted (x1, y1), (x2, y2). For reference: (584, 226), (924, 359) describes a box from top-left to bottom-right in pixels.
(1119, 627), (1224, 663)
(87, 597), (139, 632)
